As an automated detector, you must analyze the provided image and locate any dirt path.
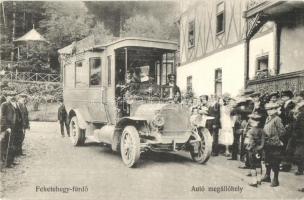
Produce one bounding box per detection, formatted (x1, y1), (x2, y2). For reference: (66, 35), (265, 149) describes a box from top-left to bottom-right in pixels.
(1, 122), (303, 200)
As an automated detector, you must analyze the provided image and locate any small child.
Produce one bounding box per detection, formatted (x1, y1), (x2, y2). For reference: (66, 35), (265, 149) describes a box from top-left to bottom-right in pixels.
(246, 113), (265, 187)
(262, 102), (285, 187)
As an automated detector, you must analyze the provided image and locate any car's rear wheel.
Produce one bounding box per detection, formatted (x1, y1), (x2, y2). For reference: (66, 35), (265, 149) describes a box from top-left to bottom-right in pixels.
(190, 127), (212, 164)
(120, 126), (140, 168)
(69, 116), (85, 146)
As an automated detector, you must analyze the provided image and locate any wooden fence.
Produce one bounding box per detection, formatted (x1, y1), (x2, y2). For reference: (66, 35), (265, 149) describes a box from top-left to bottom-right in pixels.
(0, 71), (61, 83)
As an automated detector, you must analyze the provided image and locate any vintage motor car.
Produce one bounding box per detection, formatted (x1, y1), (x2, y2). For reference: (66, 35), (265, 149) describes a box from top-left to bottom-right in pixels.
(58, 37), (213, 167)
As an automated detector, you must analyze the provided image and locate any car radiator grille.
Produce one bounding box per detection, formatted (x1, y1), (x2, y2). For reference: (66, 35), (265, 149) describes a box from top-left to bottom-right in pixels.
(161, 108), (190, 136)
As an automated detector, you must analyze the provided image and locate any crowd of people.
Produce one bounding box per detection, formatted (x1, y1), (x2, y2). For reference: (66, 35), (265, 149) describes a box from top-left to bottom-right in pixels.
(0, 92), (30, 169)
(191, 88), (304, 190)
(1, 74), (303, 192)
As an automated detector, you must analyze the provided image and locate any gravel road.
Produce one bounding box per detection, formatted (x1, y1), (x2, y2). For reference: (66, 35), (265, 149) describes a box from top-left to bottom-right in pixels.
(1, 122), (303, 200)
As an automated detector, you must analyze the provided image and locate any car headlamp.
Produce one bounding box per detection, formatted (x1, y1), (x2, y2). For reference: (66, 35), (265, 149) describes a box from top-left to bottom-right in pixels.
(152, 114), (165, 127)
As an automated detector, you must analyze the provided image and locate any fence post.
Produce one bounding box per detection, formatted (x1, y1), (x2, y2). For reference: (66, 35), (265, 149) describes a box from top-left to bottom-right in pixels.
(36, 73), (38, 82)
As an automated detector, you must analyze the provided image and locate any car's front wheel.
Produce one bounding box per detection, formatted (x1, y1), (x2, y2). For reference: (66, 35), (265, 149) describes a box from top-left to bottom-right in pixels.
(190, 127), (212, 164)
(69, 116), (85, 146)
(120, 126), (140, 168)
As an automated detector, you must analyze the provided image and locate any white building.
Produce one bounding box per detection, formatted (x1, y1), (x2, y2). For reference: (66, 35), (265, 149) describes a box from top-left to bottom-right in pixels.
(176, 0), (297, 97)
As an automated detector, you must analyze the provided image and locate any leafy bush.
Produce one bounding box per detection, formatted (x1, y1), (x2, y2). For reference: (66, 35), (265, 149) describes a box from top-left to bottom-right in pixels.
(0, 81), (62, 110)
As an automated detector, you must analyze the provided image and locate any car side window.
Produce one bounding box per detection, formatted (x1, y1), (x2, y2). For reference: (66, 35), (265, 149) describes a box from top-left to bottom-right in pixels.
(89, 58), (102, 86)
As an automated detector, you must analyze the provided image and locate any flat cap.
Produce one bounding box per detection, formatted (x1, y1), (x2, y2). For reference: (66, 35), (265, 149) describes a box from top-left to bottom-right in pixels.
(248, 113), (262, 121)
(281, 90), (294, 98)
(167, 74), (176, 79)
(265, 102), (280, 110)
(268, 91), (280, 99)
(249, 92), (260, 98)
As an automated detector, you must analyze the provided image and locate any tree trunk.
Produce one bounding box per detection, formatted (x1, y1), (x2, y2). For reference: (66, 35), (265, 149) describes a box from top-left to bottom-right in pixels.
(11, 2), (16, 62)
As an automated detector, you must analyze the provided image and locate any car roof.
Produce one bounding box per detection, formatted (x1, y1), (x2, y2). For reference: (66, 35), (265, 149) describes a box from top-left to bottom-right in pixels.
(58, 37), (178, 54)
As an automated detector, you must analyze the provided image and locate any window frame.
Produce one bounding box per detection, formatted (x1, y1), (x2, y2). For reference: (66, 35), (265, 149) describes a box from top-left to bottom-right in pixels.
(89, 57), (102, 87)
(186, 75), (193, 93)
(216, 2), (225, 35)
(256, 55), (269, 71)
(75, 59), (85, 88)
(254, 53), (270, 79)
(107, 56), (112, 86)
(214, 68), (222, 96)
(188, 20), (195, 48)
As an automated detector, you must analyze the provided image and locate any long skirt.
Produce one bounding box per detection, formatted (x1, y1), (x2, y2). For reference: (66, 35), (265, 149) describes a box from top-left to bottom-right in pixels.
(218, 128), (234, 145)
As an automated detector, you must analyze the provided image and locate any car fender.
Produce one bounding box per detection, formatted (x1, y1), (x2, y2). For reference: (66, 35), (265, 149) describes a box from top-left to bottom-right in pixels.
(111, 117), (147, 152)
(68, 109), (88, 130)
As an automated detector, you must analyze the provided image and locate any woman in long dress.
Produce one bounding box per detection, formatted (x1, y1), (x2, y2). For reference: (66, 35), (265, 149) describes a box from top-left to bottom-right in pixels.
(219, 97), (235, 156)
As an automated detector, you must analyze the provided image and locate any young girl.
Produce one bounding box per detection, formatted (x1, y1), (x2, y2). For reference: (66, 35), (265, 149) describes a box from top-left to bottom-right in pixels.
(219, 97), (234, 156)
(262, 102), (286, 187)
(245, 113), (265, 187)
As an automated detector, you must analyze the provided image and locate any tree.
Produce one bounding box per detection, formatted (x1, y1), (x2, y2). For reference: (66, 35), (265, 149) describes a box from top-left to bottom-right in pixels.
(121, 14), (178, 41)
(38, 2), (97, 71)
(84, 1), (179, 37)
(0, 1), (45, 61)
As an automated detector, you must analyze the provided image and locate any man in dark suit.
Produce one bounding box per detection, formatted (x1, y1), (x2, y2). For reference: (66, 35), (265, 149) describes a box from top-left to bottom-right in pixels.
(0, 92), (23, 167)
(58, 99), (70, 137)
(164, 74), (181, 103)
(15, 94), (30, 156)
(0, 95), (6, 105)
(205, 95), (221, 156)
(279, 90), (296, 172)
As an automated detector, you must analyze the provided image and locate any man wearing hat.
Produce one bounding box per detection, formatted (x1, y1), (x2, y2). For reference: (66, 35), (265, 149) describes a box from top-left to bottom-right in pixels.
(232, 90), (255, 167)
(268, 91), (280, 103)
(125, 68), (137, 84)
(0, 92), (23, 167)
(292, 101), (304, 176)
(15, 94), (30, 156)
(207, 95), (221, 156)
(262, 102), (285, 187)
(279, 90), (296, 172)
(165, 74), (181, 103)
(58, 98), (70, 137)
(250, 92), (267, 126)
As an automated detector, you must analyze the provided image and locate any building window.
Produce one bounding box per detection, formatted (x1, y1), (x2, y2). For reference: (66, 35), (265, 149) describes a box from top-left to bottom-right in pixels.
(75, 60), (87, 87)
(255, 55), (269, 79)
(216, 2), (225, 34)
(89, 58), (102, 86)
(188, 20), (195, 48)
(107, 56), (111, 86)
(215, 68), (222, 97)
(187, 76), (192, 93)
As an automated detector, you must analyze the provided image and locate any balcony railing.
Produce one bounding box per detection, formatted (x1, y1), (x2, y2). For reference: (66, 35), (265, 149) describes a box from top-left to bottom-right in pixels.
(247, 0), (268, 10)
(247, 70), (304, 93)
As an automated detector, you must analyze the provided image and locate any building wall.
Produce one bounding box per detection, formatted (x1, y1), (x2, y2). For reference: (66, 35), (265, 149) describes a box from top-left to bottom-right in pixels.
(177, 0), (276, 97)
(179, 0), (247, 65)
(248, 30), (275, 80)
(280, 14), (304, 74)
(177, 43), (244, 97)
